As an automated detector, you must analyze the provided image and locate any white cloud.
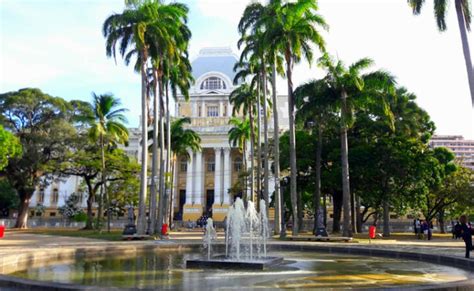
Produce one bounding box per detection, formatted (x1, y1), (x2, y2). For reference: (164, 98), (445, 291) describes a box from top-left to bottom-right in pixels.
(195, 0), (251, 24)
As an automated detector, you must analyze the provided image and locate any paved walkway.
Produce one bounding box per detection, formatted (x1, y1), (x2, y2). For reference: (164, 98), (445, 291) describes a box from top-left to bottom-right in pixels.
(0, 230), (468, 259)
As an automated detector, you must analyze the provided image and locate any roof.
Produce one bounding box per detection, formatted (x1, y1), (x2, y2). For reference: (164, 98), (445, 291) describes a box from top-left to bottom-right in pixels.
(191, 47), (238, 83)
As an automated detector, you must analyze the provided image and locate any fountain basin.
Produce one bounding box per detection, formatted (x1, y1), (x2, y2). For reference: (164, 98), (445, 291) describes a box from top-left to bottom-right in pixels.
(186, 255), (283, 270)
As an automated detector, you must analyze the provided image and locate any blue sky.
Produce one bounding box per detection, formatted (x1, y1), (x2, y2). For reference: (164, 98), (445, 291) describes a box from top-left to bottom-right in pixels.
(1, 0), (473, 138)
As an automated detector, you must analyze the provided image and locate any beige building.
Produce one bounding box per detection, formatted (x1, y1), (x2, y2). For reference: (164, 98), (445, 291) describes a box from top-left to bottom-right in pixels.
(429, 135), (474, 170)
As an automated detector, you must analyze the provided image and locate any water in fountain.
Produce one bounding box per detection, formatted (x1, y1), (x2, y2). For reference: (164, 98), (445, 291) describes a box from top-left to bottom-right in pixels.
(224, 197), (269, 261)
(203, 218), (216, 260)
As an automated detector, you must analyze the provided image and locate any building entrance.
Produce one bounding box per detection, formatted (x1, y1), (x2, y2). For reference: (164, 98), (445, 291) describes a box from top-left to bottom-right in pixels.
(205, 189), (214, 217)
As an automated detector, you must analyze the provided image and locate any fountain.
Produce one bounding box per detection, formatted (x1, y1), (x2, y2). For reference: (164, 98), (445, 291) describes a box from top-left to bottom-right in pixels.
(186, 198), (283, 270)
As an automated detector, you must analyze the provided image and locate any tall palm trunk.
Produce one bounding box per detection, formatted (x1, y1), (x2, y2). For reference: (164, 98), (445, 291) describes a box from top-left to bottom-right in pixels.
(262, 69), (270, 216)
(271, 61), (282, 235)
(383, 197), (390, 237)
(97, 134), (106, 231)
(148, 70), (159, 235)
(137, 57), (149, 235)
(455, 0), (474, 106)
(313, 121), (322, 234)
(340, 90), (352, 237)
(249, 106), (256, 202)
(164, 84), (172, 224)
(256, 83), (262, 203)
(156, 74), (166, 236)
(285, 49), (298, 236)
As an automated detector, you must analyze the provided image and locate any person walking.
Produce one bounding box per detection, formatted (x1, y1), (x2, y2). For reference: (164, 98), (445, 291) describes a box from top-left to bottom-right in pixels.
(414, 219), (420, 237)
(460, 215), (473, 258)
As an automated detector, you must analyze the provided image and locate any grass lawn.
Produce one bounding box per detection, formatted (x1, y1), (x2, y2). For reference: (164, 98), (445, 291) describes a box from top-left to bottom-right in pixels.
(15, 228), (124, 241)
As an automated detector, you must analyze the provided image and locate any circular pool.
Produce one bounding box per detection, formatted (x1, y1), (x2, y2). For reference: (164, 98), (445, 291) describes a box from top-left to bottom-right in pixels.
(8, 249), (471, 289)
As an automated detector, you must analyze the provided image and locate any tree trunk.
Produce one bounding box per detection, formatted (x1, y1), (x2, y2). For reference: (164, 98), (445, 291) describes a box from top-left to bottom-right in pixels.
(285, 49), (298, 236)
(261, 70), (270, 216)
(271, 61), (281, 235)
(323, 193), (327, 228)
(148, 69), (159, 235)
(439, 209), (446, 234)
(14, 190), (31, 229)
(340, 90), (352, 237)
(356, 194), (362, 233)
(156, 76), (166, 237)
(383, 198), (390, 237)
(84, 178), (95, 230)
(137, 55), (149, 235)
(163, 84), (172, 226)
(256, 82), (262, 204)
(455, 0), (474, 107)
(332, 191), (342, 233)
(249, 107), (256, 202)
(350, 191), (356, 234)
(313, 122), (322, 234)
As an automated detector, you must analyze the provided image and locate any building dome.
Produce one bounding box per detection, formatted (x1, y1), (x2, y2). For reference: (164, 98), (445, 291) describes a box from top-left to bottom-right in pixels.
(191, 47), (238, 92)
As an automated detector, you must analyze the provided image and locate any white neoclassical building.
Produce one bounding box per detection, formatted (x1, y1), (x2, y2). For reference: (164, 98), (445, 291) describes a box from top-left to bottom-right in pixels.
(174, 47), (289, 222)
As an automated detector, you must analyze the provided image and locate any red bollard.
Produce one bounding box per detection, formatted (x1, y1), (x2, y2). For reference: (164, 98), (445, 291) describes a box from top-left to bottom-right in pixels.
(0, 225), (5, 239)
(369, 225), (376, 239)
(161, 223), (168, 236)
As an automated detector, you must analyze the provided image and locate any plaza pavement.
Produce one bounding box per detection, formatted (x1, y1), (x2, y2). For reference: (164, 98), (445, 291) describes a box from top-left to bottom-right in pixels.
(0, 230), (468, 260)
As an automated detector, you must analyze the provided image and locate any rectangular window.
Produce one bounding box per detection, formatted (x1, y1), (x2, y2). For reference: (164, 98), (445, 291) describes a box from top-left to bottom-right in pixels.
(50, 212), (56, 217)
(180, 159), (187, 172)
(207, 159), (215, 172)
(207, 105), (219, 117)
(38, 188), (45, 203)
(51, 189), (59, 205)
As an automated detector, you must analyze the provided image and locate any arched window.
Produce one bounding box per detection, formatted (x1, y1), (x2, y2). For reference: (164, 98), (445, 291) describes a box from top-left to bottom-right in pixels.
(200, 77), (227, 90)
(180, 158), (187, 172)
(234, 157), (243, 172)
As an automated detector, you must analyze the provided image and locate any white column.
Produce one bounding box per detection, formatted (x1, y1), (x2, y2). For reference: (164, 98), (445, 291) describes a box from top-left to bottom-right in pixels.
(195, 150), (203, 205)
(185, 151), (193, 205)
(219, 101), (224, 117)
(214, 148), (222, 204)
(228, 103), (233, 117)
(223, 148), (232, 204)
(201, 101), (206, 117)
(192, 101), (197, 116)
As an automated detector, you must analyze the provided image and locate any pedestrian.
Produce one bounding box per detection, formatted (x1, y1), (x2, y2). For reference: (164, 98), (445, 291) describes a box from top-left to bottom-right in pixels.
(421, 220), (428, 240)
(459, 215), (473, 258)
(414, 218), (420, 237)
(427, 220), (433, 241)
(454, 221), (462, 239)
(451, 220), (456, 239)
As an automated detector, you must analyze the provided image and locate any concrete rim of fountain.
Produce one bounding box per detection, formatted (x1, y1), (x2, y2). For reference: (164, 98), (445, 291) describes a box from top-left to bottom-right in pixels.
(1, 241), (474, 290)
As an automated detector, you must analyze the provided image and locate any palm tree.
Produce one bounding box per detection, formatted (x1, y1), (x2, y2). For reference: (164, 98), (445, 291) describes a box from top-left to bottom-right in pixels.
(103, 2), (157, 234)
(169, 117), (200, 224)
(317, 53), (396, 237)
(87, 93), (129, 232)
(265, 0), (328, 235)
(103, 1), (191, 235)
(408, 0), (473, 106)
(228, 117), (252, 200)
(295, 80), (337, 235)
(229, 83), (258, 201)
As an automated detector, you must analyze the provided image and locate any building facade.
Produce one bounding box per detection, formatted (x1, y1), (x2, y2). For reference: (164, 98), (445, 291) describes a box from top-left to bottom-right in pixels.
(429, 135), (474, 170)
(174, 47), (288, 222)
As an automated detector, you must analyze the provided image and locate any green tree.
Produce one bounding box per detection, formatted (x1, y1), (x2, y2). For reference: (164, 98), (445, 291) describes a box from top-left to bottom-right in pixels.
(0, 178), (19, 218)
(295, 79), (338, 234)
(103, 1), (156, 234)
(229, 83), (258, 201)
(228, 117), (252, 200)
(0, 88), (79, 228)
(317, 54), (396, 236)
(86, 93), (129, 232)
(409, 0), (473, 106)
(0, 125), (22, 171)
(265, 0), (328, 236)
